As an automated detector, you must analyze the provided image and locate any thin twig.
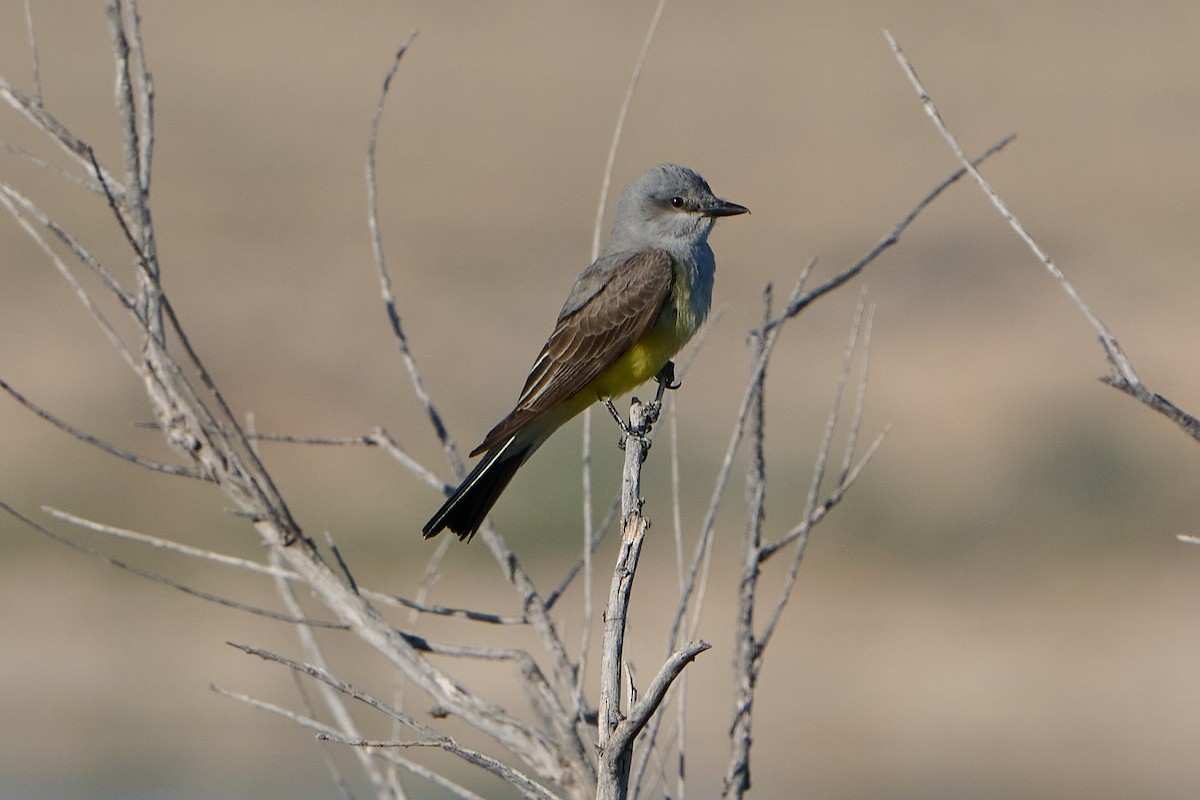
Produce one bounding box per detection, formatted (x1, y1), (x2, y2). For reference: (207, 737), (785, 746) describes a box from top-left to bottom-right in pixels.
(121, 0), (155, 195)
(362, 35), (583, 751)
(230, 642), (449, 737)
(759, 297), (870, 658)
(761, 135), (1016, 335)
(366, 34), (456, 462)
(1, 500), (345, 627)
(213, 686), (482, 800)
(361, 43), (590, 751)
(885, 29), (1200, 442)
(838, 289), (873, 486)
(321, 732), (562, 800)
(107, 1), (154, 261)
(382, 594), (527, 625)
(0, 378), (196, 477)
(233, 642), (564, 800)
(761, 428), (887, 559)
(272, 550), (393, 797)
(722, 286), (773, 799)
(0, 180), (136, 307)
(578, 0), (669, 715)
(616, 641), (709, 751)
(629, 275), (807, 800)
(0, 140), (101, 190)
(546, 495), (620, 611)
(285, 667), (361, 800)
(41, 505), (498, 629)
(0, 182), (138, 352)
(590, 0), (668, 258)
(0, 78), (126, 189)
(577, 405), (596, 705)
(665, 268), (809, 660)
(22, 0), (41, 105)
(42, 506), (293, 576)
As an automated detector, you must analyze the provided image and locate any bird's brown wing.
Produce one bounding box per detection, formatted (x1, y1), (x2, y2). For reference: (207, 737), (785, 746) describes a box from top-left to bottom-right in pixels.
(471, 248), (674, 456)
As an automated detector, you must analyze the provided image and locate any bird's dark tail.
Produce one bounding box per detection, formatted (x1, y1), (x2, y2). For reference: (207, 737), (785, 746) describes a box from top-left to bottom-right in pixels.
(422, 439), (532, 541)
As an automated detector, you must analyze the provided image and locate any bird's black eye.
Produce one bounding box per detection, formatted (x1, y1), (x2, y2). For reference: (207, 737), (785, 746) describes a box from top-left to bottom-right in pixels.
(670, 196), (685, 208)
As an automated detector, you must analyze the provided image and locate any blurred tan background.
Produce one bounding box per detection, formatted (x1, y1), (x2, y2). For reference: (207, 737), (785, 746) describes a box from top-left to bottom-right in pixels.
(3, 1), (1200, 798)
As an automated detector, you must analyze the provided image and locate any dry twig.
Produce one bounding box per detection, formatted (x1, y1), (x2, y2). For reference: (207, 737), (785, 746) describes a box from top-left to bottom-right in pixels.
(885, 29), (1200, 442)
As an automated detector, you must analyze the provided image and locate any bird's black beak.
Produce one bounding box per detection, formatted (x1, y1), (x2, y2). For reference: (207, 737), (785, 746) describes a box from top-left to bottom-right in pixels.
(705, 198), (750, 218)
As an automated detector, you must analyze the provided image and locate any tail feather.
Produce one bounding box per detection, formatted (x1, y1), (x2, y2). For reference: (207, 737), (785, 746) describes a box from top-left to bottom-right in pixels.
(422, 440), (532, 541)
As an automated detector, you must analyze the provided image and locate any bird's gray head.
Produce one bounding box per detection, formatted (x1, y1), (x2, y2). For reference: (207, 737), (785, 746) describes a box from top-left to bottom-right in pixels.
(608, 164), (748, 252)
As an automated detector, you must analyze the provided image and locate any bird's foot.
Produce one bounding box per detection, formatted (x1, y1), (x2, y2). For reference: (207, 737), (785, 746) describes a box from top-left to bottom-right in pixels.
(604, 397), (633, 450)
(653, 360), (681, 403)
(607, 396), (660, 454)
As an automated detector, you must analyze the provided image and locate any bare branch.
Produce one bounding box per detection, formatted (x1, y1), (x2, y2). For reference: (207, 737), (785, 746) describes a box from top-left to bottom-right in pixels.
(666, 268), (810, 660)
(369, 427), (447, 493)
(1, 500), (345, 627)
(236, 635), (588, 791)
(0, 378), (193, 477)
(619, 641), (709, 750)
(838, 290), (873, 487)
(43, 506), (293, 576)
(599, 399), (655, 751)
(884, 30), (1200, 442)
(271, 552), (395, 797)
(546, 495), (620, 611)
(0, 180), (136, 307)
(475, 522), (587, 726)
(230, 641), (454, 738)
(22, 0), (41, 105)
(41, 505), (515, 634)
(722, 286), (774, 799)
(381, 595), (528, 625)
(596, 399), (701, 800)
(579, 6), (667, 664)
(231, 642), (566, 800)
(121, 0), (155, 194)
(320, 733), (563, 800)
(758, 298), (872, 655)
(761, 134), (1015, 336)
(286, 667), (362, 800)
(365, 34), (456, 461)
(106, 0), (155, 257)
(0, 140), (101, 190)
(0, 182), (139, 363)
(358, 37), (592, 789)
(590, 0), (668, 259)
(761, 428), (886, 559)
(0, 78), (125, 189)
(216, 686), (467, 799)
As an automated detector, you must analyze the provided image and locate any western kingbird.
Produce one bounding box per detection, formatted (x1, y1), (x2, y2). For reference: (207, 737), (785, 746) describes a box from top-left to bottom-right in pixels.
(423, 164), (748, 541)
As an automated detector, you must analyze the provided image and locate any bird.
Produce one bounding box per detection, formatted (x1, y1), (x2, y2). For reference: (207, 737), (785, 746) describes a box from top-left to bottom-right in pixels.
(423, 164), (748, 541)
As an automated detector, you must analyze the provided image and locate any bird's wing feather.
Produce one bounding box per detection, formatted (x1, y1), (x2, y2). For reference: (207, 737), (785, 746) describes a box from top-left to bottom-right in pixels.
(471, 248), (673, 455)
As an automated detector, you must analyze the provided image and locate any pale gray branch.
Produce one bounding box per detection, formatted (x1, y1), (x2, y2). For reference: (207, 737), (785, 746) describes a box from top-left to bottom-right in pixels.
(0, 78), (125, 190)
(271, 553), (396, 798)
(0, 378), (194, 477)
(43, 506), (294, 577)
(214, 686), (479, 800)
(0, 500), (344, 627)
(884, 30), (1200, 442)
(618, 641), (709, 750)
(597, 399), (704, 800)
(320, 732), (562, 800)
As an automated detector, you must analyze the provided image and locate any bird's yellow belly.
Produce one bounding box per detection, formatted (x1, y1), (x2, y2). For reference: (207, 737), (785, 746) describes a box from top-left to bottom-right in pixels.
(588, 292), (697, 401)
